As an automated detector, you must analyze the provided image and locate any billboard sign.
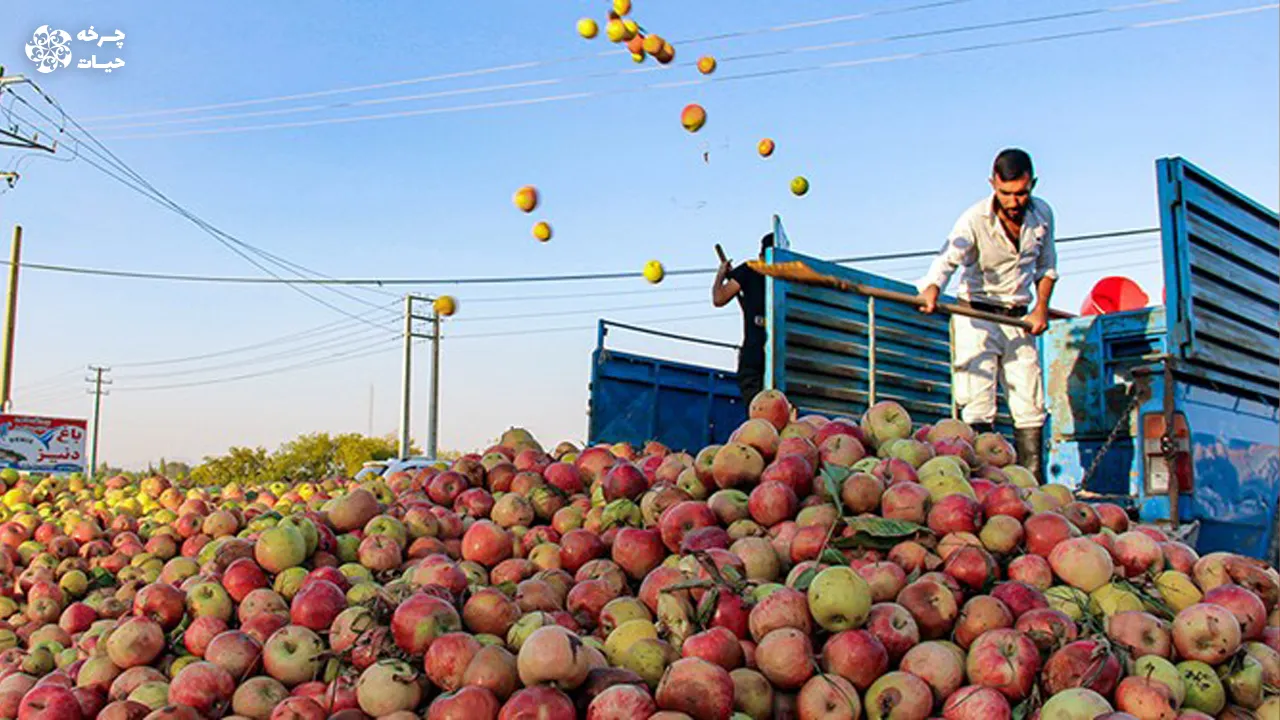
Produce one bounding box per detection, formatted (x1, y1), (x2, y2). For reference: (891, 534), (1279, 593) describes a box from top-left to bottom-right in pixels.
(0, 414), (88, 474)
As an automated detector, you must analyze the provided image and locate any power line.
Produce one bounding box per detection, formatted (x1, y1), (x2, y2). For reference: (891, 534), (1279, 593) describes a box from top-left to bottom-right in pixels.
(111, 312), (729, 392)
(89, 242), (1159, 383)
(80, 0), (979, 125)
(112, 322), (397, 381)
(101, 248), (1164, 393)
(91, 3), (1275, 142)
(112, 337), (402, 392)
(84, 0), (1090, 134)
(0, 228), (1159, 286)
(110, 302), (399, 369)
(3, 88), (402, 326)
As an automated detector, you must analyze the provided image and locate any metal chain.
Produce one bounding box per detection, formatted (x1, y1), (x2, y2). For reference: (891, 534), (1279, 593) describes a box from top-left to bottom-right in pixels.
(1079, 387), (1145, 488)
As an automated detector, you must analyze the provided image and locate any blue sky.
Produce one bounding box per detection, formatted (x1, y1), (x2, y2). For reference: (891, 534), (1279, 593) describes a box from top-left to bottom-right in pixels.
(2, 0), (1276, 468)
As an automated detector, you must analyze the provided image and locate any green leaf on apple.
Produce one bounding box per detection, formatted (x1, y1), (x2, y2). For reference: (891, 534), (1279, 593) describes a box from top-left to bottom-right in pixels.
(831, 517), (930, 550)
(1011, 700), (1030, 720)
(820, 465), (851, 516)
(820, 548), (846, 565)
(792, 566), (820, 592)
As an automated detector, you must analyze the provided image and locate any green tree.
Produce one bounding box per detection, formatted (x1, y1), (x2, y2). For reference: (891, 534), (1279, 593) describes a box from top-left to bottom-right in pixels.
(267, 432), (412, 481)
(190, 446), (273, 486)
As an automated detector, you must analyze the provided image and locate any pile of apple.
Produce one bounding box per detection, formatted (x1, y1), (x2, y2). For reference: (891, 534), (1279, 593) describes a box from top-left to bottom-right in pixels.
(0, 391), (1277, 720)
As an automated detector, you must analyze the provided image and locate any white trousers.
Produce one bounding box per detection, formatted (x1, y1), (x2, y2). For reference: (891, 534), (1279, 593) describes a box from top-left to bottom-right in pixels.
(951, 315), (1046, 429)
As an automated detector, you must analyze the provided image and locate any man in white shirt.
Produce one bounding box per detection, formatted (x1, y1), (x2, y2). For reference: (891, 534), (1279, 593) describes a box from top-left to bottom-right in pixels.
(917, 149), (1058, 484)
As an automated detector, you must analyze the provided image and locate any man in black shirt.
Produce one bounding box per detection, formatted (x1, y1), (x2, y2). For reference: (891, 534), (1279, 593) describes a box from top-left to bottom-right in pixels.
(712, 233), (773, 405)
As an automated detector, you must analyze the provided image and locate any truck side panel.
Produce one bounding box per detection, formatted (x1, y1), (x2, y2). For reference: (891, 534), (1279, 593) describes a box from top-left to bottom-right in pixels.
(1158, 157), (1279, 405)
(1137, 384), (1279, 561)
(587, 346), (743, 453)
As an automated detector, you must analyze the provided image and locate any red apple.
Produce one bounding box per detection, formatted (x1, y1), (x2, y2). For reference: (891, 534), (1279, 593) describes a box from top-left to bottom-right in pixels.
(900, 641), (966, 706)
(682, 627), (744, 671)
(1171, 603), (1242, 664)
(867, 602), (921, 663)
(1043, 639), (1123, 696)
(943, 685), (1012, 720)
(391, 593), (462, 655)
(654, 658), (735, 720)
(427, 686), (502, 720)
(289, 580), (346, 632)
(965, 629), (1041, 701)
(18, 685), (83, 720)
(1203, 584), (1267, 640)
(499, 686), (575, 720)
(1105, 611), (1172, 659)
(896, 579), (959, 640)
(821, 630), (889, 691)
(168, 661), (235, 717)
(954, 595), (1014, 649)
(425, 633), (482, 693)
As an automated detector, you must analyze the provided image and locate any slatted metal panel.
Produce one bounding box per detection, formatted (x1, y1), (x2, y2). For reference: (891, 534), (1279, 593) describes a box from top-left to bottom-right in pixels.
(587, 323), (744, 453)
(1158, 157), (1280, 404)
(765, 245), (988, 425)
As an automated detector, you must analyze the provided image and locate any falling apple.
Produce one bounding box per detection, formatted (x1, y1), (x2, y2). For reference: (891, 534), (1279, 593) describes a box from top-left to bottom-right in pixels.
(681, 104), (706, 133)
(433, 295), (457, 317)
(577, 18), (599, 39)
(697, 56), (717, 75)
(791, 176), (810, 196)
(643, 261), (665, 284)
(533, 221), (553, 242)
(512, 185), (538, 213)
(758, 138), (775, 157)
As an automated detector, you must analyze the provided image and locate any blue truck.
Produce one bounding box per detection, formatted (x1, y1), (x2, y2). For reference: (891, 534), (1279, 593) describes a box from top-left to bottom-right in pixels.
(586, 156), (1279, 563)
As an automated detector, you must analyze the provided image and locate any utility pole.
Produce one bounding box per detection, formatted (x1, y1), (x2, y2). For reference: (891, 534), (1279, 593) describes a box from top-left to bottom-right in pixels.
(398, 295), (413, 458)
(0, 73), (57, 154)
(0, 71), (56, 412)
(1, 226), (21, 412)
(85, 366), (111, 481)
(427, 312), (441, 460)
(397, 294), (447, 460)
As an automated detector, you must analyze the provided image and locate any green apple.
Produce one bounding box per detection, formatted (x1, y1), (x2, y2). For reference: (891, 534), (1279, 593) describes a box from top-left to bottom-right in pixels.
(254, 524), (306, 574)
(335, 533), (360, 564)
(271, 566), (308, 601)
(1134, 656), (1185, 706)
(1222, 655), (1264, 709)
(807, 566), (872, 632)
(1178, 660), (1226, 715)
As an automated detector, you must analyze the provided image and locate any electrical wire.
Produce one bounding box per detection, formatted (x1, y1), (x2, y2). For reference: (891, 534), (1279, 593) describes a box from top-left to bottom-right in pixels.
(112, 322), (397, 381)
(109, 302), (400, 369)
(92, 3), (1277, 141)
(79, 0), (980, 124)
(3, 88), (403, 326)
(111, 337), (403, 393)
(103, 250), (1165, 393)
(83, 1), (1166, 134)
(0, 228), (1160, 286)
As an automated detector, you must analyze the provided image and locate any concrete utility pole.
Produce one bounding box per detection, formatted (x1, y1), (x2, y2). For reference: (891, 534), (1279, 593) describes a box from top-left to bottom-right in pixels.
(86, 366), (111, 480)
(397, 294), (445, 460)
(427, 312), (441, 461)
(1, 226), (21, 412)
(0, 72), (58, 412)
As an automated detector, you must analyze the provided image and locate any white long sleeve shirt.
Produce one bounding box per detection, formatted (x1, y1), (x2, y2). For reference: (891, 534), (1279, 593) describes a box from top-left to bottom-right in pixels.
(916, 195), (1058, 307)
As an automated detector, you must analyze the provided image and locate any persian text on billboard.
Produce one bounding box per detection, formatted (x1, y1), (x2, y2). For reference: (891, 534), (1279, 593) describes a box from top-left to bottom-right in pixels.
(0, 414), (87, 473)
